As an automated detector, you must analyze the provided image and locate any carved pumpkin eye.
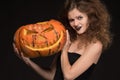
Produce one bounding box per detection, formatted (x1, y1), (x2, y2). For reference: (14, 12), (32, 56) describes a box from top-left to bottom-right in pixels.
(14, 19), (66, 58)
(41, 24), (54, 33)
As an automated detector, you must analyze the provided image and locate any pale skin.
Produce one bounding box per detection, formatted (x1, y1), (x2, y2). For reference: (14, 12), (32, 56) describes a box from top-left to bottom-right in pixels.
(61, 8), (103, 80)
(13, 8), (103, 80)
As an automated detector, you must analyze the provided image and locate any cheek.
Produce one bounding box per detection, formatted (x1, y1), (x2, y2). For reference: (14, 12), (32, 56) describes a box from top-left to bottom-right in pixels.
(86, 19), (89, 26)
(86, 22), (89, 28)
(69, 22), (74, 28)
(83, 24), (89, 31)
(84, 20), (89, 28)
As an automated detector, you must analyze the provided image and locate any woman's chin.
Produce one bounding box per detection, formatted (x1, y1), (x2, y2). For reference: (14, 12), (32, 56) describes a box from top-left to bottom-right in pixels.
(77, 31), (85, 35)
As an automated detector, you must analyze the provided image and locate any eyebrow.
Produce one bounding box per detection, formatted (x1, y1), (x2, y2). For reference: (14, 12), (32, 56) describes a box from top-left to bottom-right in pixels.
(68, 15), (83, 19)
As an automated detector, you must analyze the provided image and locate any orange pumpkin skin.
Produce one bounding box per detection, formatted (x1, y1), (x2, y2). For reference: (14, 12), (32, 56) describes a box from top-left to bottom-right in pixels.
(14, 19), (66, 58)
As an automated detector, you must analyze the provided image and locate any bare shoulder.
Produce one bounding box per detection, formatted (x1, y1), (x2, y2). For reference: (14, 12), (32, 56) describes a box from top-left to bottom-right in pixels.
(91, 40), (103, 64)
(92, 40), (103, 50)
(86, 40), (103, 54)
(84, 40), (103, 64)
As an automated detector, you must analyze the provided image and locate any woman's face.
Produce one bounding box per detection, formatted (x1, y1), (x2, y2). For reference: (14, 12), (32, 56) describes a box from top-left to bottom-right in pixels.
(68, 8), (89, 34)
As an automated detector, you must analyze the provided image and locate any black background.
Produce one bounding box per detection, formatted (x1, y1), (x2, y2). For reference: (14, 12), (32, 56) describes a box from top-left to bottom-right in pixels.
(1, 0), (120, 80)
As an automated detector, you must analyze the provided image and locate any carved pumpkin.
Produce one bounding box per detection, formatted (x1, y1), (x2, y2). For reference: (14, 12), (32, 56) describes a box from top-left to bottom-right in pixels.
(14, 19), (66, 58)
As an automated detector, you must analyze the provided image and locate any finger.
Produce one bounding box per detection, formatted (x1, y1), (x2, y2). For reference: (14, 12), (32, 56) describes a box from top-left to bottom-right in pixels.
(66, 30), (69, 36)
(13, 43), (18, 53)
(12, 43), (23, 59)
(20, 52), (29, 60)
(20, 52), (25, 58)
(66, 30), (70, 42)
(13, 43), (19, 54)
(20, 52), (31, 65)
(13, 43), (19, 56)
(13, 43), (21, 56)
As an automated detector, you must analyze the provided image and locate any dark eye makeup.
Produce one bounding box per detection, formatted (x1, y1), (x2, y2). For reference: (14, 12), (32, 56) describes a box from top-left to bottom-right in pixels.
(77, 16), (83, 20)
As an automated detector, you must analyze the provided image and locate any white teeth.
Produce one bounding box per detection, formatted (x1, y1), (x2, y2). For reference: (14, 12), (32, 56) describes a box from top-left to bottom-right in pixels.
(75, 25), (82, 31)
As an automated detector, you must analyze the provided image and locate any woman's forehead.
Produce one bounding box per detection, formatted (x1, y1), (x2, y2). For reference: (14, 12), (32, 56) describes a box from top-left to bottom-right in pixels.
(68, 8), (87, 18)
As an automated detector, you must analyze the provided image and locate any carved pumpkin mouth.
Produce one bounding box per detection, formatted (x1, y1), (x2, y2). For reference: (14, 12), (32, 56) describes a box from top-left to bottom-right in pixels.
(23, 30), (64, 51)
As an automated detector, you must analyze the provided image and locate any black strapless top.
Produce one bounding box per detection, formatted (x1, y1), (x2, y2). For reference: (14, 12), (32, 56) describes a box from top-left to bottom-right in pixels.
(54, 52), (96, 80)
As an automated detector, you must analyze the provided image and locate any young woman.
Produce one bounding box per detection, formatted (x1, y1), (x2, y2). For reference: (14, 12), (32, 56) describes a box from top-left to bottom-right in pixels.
(13, 0), (112, 80)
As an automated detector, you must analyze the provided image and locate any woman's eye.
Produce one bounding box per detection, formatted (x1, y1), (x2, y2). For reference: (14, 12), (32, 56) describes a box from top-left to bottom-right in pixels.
(78, 16), (83, 20)
(69, 19), (74, 22)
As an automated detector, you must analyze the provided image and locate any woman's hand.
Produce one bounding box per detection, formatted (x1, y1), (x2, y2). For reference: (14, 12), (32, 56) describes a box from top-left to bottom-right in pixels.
(13, 43), (56, 80)
(13, 43), (31, 65)
(62, 30), (71, 52)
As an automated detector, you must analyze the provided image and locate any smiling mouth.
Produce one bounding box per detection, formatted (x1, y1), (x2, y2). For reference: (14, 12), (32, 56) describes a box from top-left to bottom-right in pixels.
(75, 25), (82, 31)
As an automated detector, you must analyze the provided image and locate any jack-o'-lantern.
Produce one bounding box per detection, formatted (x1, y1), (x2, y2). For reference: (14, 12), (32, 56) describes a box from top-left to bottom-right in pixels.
(14, 19), (66, 58)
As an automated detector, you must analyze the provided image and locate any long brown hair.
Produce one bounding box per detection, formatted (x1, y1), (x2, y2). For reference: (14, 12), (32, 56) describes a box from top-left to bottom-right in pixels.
(58, 0), (112, 50)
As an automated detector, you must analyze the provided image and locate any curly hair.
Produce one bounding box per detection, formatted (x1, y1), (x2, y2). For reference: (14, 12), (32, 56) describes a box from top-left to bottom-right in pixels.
(58, 0), (112, 50)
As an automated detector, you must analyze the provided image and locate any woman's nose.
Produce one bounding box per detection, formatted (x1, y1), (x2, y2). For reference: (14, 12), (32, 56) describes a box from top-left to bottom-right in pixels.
(74, 20), (79, 26)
